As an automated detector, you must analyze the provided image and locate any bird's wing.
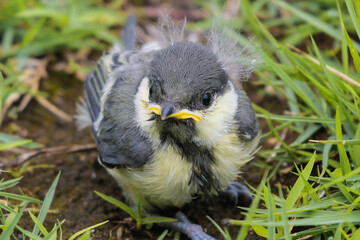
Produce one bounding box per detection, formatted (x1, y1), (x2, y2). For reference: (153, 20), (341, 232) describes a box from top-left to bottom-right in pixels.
(84, 50), (138, 123)
(234, 87), (259, 141)
(85, 15), (154, 169)
(84, 57), (107, 123)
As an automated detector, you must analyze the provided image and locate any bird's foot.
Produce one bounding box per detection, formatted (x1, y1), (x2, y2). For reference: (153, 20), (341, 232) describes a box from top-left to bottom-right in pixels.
(220, 182), (253, 208)
(160, 211), (217, 240)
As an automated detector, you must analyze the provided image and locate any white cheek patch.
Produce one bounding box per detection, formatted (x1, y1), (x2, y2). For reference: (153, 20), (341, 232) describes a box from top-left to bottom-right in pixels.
(194, 81), (238, 147)
(134, 77), (160, 142)
(134, 77), (150, 125)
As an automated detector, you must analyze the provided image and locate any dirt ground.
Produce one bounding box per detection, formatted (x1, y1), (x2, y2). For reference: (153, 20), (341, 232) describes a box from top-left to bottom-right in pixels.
(1, 2), (294, 239)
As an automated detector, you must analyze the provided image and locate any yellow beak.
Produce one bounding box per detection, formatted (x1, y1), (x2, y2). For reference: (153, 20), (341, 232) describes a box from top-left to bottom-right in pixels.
(164, 110), (201, 122)
(148, 106), (161, 116)
(148, 104), (201, 122)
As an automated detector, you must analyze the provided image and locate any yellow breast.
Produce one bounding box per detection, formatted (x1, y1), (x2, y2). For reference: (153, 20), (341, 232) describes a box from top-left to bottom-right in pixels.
(107, 131), (259, 212)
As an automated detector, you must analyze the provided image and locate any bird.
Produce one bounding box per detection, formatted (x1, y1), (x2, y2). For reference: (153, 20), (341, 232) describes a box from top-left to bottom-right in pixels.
(76, 15), (260, 240)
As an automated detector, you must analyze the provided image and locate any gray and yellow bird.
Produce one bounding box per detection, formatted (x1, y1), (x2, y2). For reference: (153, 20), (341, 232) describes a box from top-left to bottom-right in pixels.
(76, 15), (260, 240)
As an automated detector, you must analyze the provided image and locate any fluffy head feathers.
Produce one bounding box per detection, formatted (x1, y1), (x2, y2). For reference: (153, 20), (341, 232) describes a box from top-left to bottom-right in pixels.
(152, 15), (259, 83)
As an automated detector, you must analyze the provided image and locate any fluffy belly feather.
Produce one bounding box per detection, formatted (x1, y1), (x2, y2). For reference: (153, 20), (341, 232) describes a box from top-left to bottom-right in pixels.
(107, 132), (259, 212)
(107, 143), (194, 211)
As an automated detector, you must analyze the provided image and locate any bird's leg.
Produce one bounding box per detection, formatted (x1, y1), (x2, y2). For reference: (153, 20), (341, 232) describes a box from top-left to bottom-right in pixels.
(220, 182), (253, 208)
(159, 211), (217, 240)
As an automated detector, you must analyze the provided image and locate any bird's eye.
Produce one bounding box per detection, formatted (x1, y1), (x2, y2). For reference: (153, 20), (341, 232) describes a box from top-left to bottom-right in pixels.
(149, 85), (154, 99)
(149, 80), (161, 101)
(202, 92), (212, 106)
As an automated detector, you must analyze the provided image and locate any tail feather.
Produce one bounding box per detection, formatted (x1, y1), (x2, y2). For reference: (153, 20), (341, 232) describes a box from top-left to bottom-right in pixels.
(122, 14), (137, 50)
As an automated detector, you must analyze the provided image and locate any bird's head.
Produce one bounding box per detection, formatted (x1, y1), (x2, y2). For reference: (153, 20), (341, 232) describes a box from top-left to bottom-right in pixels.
(135, 41), (257, 146)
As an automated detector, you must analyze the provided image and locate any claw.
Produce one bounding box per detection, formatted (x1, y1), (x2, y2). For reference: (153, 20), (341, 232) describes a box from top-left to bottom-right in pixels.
(221, 182), (253, 208)
(159, 211), (217, 240)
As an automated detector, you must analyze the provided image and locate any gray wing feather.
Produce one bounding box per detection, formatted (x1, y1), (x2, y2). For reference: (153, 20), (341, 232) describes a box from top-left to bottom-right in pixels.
(122, 14), (137, 50)
(84, 16), (154, 169)
(96, 68), (154, 169)
(85, 71), (102, 122)
(84, 52), (127, 122)
(235, 87), (259, 141)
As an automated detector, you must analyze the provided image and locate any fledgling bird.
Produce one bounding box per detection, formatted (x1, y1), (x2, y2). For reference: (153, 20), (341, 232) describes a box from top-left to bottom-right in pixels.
(76, 15), (260, 240)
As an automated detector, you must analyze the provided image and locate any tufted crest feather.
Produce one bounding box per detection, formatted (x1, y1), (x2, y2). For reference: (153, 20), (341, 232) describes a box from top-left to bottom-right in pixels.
(206, 25), (260, 82)
(154, 15), (259, 82)
(157, 14), (186, 47)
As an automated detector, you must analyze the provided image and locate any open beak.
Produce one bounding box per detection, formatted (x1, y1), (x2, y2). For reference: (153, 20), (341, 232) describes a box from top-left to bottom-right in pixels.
(148, 103), (201, 122)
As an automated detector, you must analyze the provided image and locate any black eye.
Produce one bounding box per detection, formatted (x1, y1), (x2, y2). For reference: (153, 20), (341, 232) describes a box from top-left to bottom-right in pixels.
(149, 85), (154, 99)
(149, 80), (161, 100)
(202, 92), (212, 106)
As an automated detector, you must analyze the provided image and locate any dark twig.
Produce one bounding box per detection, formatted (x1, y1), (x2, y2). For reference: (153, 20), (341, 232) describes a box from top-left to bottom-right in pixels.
(0, 143), (97, 169)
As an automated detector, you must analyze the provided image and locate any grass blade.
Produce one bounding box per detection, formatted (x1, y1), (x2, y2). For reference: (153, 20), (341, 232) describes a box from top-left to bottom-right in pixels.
(0, 133), (43, 149)
(68, 220), (109, 240)
(76, 230), (91, 240)
(95, 191), (137, 220)
(284, 152), (315, 209)
(278, 187), (291, 240)
(156, 229), (168, 240)
(142, 216), (177, 225)
(266, 183), (276, 240)
(351, 228), (360, 239)
(257, 114), (336, 124)
(342, 23), (360, 73)
(20, 18), (45, 47)
(0, 140), (33, 151)
(16, 225), (43, 240)
(236, 171), (268, 240)
(335, 107), (351, 175)
(207, 216), (231, 240)
(0, 204), (27, 240)
(0, 192), (41, 203)
(28, 211), (49, 236)
(345, 0), (360, 40)
(43, 223), (61, 240)
(353, 124), (360, 167)
(310, 139), (360, 145)
(0, 178), (22, 191)
(232, 210), (360, 226)
(33, 172), (61, 235)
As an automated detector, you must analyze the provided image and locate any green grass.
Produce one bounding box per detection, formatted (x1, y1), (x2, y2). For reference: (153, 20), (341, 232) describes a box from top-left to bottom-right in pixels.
(191, 0), (360, 239)
(1, 0), (360, 239)
(95, 191), (176, 230)
(0, 0), (125, 59)
(0, 173), (107, 240)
